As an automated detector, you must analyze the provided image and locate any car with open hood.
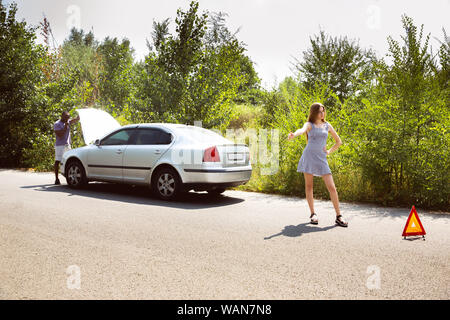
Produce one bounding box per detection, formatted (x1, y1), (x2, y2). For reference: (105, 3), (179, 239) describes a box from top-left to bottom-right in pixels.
(60, 109), (252, 200)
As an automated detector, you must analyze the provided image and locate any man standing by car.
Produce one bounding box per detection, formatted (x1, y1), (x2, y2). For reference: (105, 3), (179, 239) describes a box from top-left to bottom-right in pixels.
(54, 111), (79, 185)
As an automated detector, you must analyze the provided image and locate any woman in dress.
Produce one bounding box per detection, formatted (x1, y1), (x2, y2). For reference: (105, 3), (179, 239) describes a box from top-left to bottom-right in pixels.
(288, 102), (348, 227)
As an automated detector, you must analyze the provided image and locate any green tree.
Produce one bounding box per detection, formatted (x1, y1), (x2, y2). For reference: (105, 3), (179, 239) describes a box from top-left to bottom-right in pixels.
(97, 36), (135, 112)
(0, 2), (45, 166)
(205, 11), (261, 105)
(136, 1), (253, 129)
(293, 30), (376, 106)
(343, 15), (449, 208)
(60, 28), (102, 104)
(148, 18), (170, 52)
(435, 28), (449, 91)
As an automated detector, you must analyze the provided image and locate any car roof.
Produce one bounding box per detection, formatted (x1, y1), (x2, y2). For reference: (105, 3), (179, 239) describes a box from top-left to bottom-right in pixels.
(121, 123), (204, 131)
(111, 123), (232, 144)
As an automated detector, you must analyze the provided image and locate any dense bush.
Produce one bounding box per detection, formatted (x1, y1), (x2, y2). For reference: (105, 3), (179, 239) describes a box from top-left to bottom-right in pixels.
(0, 1), (448, 209)
(238, 16), (449, 209)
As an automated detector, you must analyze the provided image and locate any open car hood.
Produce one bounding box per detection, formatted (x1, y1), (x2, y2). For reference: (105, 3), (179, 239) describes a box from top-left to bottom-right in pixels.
(76, 108), (121, 144)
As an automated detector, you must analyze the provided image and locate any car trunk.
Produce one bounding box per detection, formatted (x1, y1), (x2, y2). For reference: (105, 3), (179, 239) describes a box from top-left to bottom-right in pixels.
(216, 144), (250, 167)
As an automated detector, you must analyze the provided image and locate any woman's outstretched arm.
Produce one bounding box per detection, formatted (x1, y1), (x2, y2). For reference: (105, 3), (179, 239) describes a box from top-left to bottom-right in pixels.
(288, 122), (311, 140)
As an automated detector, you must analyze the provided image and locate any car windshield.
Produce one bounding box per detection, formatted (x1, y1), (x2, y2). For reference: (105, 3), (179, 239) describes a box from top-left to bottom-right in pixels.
(175, 126), (231, 145)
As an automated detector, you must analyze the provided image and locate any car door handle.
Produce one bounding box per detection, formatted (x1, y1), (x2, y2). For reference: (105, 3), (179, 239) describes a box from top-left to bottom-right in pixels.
(116, 149), (123, 154)
(154, 150), (161, 154)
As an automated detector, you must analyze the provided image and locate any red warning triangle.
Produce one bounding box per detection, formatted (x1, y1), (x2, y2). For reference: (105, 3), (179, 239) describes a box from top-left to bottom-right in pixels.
(402, 206), (426, 237)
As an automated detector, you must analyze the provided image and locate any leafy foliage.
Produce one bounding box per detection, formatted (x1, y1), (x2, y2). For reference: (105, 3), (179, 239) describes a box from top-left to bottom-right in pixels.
(0, 2), (45, 166)
(293, 31), (377, 106)
(134, 1), (252, 129)
(0, 1), (447, 209)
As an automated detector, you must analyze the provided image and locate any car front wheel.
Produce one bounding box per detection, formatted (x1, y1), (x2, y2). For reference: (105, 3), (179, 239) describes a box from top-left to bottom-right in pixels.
(65, 160), (87, 188)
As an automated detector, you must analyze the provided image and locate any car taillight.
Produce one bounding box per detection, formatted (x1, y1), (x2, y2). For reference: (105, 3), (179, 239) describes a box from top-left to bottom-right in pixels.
(203, 146), (220, 162)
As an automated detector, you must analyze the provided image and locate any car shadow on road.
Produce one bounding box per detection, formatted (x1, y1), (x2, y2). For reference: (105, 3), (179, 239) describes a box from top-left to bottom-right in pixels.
(264, 223), (337, 240)
(20, 182), (244, 210)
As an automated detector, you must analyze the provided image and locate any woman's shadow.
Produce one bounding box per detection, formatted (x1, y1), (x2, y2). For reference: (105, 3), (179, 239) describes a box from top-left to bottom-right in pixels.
(264, 223), (336, 240)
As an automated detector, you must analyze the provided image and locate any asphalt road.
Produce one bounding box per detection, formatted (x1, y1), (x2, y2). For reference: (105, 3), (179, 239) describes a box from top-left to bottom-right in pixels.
(0, 169), (449, 299)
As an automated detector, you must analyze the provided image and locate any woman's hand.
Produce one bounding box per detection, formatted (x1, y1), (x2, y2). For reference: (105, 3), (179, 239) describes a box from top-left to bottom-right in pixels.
(288, 132), (295, 140)
(323, 146), (330, 156)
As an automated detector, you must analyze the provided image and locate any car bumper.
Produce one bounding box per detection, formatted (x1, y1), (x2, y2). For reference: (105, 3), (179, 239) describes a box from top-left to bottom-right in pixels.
(183, 180), (248, 192)
(181, 166), (252, 184)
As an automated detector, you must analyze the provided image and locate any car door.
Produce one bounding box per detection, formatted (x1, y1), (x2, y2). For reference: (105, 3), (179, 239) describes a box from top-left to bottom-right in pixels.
(122, 128), (173, 183)
(87, 128), (136, 182)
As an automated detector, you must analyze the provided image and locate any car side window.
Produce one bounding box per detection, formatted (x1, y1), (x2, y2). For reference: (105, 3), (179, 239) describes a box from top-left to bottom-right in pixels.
(101, 129), (134, 146)
(132, 129), (172, 145)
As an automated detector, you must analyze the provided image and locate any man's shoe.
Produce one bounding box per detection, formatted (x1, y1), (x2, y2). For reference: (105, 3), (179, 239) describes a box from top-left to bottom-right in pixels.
(55, 179), (61, 185)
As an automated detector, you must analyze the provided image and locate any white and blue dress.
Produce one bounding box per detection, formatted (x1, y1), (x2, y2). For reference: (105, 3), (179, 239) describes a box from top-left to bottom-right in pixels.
(297, 121), (332, 176)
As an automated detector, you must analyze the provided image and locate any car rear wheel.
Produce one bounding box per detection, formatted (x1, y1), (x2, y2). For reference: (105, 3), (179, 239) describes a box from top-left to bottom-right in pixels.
(152, 167), (182, 201)
(65, 160), (87, 188)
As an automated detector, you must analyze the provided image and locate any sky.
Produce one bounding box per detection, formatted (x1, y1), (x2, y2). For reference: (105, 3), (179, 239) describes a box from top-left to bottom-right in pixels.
(5, 0), (450, 89)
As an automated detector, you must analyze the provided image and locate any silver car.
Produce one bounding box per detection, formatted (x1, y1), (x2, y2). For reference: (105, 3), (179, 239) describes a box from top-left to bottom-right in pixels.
(60, 123), (252, 200)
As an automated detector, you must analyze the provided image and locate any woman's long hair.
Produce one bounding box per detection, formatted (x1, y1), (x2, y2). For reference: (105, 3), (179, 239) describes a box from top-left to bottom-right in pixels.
(306, 102), (326, 143)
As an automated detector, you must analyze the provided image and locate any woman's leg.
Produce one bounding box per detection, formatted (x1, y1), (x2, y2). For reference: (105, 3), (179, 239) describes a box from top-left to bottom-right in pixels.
(303, 173), (314, 214)
(322, 174), (340, 216)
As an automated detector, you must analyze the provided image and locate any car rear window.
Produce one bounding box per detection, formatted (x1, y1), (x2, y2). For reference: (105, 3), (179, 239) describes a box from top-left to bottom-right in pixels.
(175, 127), (231, 145)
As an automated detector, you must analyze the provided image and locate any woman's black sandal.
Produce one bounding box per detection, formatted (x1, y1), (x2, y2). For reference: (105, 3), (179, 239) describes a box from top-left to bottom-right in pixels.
(310, 213), (318, 225)
(335, 215), (348, 227)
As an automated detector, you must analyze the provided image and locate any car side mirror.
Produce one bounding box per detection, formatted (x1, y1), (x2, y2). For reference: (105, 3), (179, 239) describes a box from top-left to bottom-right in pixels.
(94, 139), (100, 146)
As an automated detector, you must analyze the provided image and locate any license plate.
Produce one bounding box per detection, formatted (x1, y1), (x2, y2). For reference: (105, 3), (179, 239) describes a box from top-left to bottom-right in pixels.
(227, 153), (244, 161)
